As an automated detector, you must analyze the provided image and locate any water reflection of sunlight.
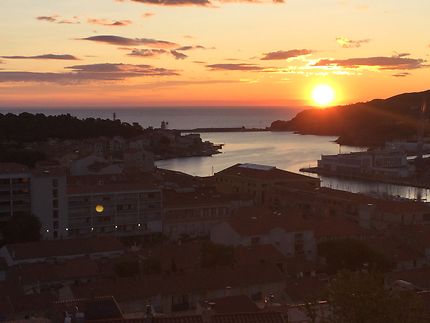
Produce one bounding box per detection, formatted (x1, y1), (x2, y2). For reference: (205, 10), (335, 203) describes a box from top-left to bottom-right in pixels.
(157, 131), (428, 201)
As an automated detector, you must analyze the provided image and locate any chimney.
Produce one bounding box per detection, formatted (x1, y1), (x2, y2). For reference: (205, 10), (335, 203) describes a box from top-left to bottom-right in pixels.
(202, 302), (215, 323)
(64, 312), (72, 323)
(145, 304), (154, 323)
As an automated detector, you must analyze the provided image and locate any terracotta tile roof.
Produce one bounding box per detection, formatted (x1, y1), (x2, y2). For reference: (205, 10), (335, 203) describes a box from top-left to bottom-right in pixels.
(284, 277), (327, 303)
(0, 163), (29, 175)
(67, 173), (160, 194)
(164, 188), (247, 209)
(226, 208), (314, 236)
(5, 236), (123, 262)
(310, 214), (366, 240)
(89, 316), (203, 323)
(138, 241), (203, 272)
(226, 207), (365, 239)
(155, 168), (201, 189)
(53, 296), (123, 321)
(200, 295), (259, 314)
(88, 312), (285, 323)
(138, 242), (286, 274)
(216, 163), (319, 186)
(9, 257), (100, 285)
(6, 292), (55, 315)
(212, 311), (285, 323)
(386, 267), (430, 290)
(72, 264), (285, 302)
(233, 244), (287, 267)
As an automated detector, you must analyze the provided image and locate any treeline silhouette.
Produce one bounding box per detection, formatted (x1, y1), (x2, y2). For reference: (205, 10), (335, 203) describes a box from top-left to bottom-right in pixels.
(0, 113), (144, 142)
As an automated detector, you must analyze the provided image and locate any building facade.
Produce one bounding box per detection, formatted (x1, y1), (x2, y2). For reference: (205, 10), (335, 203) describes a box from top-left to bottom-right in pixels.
(0, 163), (31, 223)
(67, 179), (162, 238)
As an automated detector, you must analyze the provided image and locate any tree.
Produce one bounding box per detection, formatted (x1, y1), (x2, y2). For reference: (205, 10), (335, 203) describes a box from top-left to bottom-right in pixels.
(2, 213), (41, 244)
(201, 242), (234, 268)
(318, 239), (393, 274)
(325, 271), (425, 323)
(114, 258), (140, 277)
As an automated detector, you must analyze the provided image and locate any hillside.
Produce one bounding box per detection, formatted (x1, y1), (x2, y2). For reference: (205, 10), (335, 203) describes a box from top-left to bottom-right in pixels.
(270, 90), (430, 146)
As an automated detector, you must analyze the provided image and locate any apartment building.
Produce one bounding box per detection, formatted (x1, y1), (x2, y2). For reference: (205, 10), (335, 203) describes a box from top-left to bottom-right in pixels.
(66, 175), (162, 237)
(163, 188), (252, 239)
(31, 167), (68, 240)
(215, 163), (319, 207)
(0, 163), (31, 223)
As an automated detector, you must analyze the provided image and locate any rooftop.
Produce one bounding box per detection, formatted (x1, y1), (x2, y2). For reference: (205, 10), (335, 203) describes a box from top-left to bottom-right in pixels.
(199, 295), (259, 314)
(216, 163), (319, 186)
(67, 173), (160, 194)
(225, 208), (313, 236)
(88, 311), (285, 323)
(4, 236), (123, 262)
(0, 162), (29, 175)
(164, 188), (249, 209)
(72, 263), (284, 301)
(9, 256), (100, 285)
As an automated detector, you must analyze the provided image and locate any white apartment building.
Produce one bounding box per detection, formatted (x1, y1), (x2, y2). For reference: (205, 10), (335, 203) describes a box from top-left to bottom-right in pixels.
(66, 176), (162, 238)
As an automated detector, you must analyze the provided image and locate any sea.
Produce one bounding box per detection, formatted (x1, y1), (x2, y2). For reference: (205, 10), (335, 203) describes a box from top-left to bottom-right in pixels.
(2, 107), (430, 201)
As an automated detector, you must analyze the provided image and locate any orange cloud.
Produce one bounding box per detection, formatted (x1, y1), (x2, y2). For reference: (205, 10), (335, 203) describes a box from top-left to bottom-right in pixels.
(87, 18), (132, 27)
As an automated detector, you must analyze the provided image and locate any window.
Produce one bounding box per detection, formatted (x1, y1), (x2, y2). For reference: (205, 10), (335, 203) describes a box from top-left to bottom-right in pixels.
(53, 221), (59, 229)
(53, 189), (58, 198)
(53, 210), (59, 219)
(53, 199), (59, 208)
(52, 179), (58, 187)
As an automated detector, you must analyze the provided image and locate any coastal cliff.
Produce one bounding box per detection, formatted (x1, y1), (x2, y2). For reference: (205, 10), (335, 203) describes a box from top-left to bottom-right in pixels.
(271, 89), (430, 147)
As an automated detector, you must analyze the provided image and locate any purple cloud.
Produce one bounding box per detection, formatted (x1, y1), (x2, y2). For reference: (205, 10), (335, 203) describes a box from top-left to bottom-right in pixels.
(170, 50), (188, 60)
(261, 49), (313, 60)
(87, 19), (132, 27)
(207, 63), (266, 71)
(128, 49), (168, 57)
(1, 54), (78, 60)
(0, 63), (178, 84)
(117, 0), (283, 6)
(314, 55), (426, 70)
(81, 35), (179, 48)
(36, 15), (80, 24)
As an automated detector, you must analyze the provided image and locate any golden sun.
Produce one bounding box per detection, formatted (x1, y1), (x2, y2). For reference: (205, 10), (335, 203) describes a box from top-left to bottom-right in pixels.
(312, 84), (335, 107)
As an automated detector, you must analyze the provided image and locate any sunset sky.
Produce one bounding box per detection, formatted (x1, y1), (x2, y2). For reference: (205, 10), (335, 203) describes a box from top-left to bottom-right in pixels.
(1, 0), (429, 108)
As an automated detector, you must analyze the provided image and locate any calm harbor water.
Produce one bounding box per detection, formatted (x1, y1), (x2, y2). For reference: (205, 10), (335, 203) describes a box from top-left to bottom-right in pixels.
(156, 131), (430, 202)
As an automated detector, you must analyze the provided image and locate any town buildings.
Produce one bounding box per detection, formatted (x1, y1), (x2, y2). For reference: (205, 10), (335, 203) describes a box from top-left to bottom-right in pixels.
(163, 188), (252, 239)
(215, 163), (319, 206)
(67, 174), (163, 238)
(211, 208), (317, 259)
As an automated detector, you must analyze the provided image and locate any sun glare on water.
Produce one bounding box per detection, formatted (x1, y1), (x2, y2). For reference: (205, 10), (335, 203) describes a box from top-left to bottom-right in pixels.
(312, 84), (335, 107)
